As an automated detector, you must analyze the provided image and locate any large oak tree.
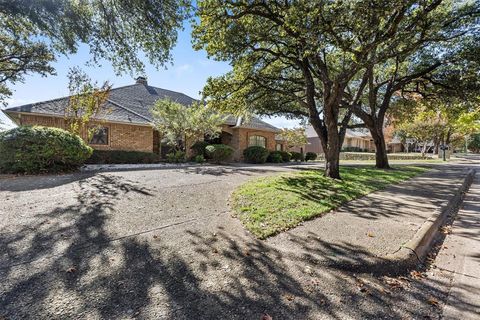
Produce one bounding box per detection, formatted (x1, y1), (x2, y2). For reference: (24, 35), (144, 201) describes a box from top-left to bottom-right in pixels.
(193, 0), (479, 178)
(0, 0), (189, 104)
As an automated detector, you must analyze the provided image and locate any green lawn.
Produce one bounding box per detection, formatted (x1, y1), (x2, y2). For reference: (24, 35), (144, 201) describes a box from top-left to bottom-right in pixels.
(231, 166), (428, 239)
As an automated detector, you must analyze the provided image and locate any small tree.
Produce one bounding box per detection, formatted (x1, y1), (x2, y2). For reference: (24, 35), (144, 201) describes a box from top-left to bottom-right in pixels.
(468, 134), (480, 153)
(277, 128), (307, 152)
(64, 67), (111, 139)
(150, 98), (225, 154)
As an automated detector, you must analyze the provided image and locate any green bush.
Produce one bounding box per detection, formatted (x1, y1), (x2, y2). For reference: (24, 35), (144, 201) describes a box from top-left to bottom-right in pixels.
(290, 151), (305, 162)
(342, 146), (367, 152)
(305, 152), (317, 162)
(468, 134), (480, 153)
(316, 152), (432, 161)
(86, 150), (159, 164)
(0, 126), (93, 174)
(279, 151), (291, 162)
(191, 141), (209, 157)
(193, 154), (205, 163)
(205, 144), (234, 163)
(243, 146), (269, 164)
(166, 150), (186, 163)
(267, 151), (283, 163)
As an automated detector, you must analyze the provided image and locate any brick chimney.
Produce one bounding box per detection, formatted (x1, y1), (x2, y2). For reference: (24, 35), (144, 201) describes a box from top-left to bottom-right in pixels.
(135, 76), (147, 85)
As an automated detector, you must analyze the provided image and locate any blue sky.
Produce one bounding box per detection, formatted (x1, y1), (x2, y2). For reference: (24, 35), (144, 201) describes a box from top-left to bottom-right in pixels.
(1, 25), (300, 129)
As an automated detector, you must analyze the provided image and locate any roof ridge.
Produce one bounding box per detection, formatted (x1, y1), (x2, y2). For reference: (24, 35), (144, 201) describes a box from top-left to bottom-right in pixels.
(106, 99), (152, 123)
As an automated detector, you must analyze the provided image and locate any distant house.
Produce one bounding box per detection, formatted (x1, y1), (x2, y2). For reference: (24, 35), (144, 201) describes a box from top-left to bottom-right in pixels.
(301, 125), (404, 154)
(301, 126), (375, 153)
(2, 77), (281, 161)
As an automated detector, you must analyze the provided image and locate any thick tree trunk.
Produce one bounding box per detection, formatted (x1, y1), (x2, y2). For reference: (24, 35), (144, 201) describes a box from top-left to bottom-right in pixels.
(370, 126), (390, 169)
(311, 118), (341, 179)
(324, 131), (341, 179)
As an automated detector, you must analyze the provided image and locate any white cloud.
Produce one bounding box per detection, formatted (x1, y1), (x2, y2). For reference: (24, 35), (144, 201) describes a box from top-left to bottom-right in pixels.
(174, 64), (193, 77)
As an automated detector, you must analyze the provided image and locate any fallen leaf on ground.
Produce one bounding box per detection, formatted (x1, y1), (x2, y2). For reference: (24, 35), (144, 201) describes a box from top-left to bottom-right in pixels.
(440, 226), (452, 234)
(261, 314), (273, 320)
(66, 267), (76, 273)
(382, 276), (407, 289)
(410, 270), (426, 280)
(285, 294), (295, 301)
(366, 232), (375, 237)
(427, 297), (439, 306)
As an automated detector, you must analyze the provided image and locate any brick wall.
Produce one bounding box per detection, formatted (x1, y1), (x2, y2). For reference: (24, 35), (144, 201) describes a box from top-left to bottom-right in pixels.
(17, 114), (154, 153)
(230, 128), (277, 161)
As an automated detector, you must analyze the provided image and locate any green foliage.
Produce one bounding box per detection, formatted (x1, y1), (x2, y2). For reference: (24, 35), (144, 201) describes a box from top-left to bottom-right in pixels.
(468, 134), (480, 153)
(190, 141), (209, 157)
(342, 146), (367, 152)
(267, 151), (283, 163)
(193, 154), (206, 163)
(65, 67), (111, 138)
(0, 0), (189, 104)
(0, 126), (92, 174)
(205, 144), (234, 163)
(243, 146), (269, 164)
(166, 151), (186, 163)
(151, 98), (225, 150)
(193, 0), (479, 178)
(279, 151), (292, 162)
(86, 150), (158, 164)
(232, 166), (428, 239)
(277, 128), (307, 150)
(305, 152), (317, 162)
(290, 152), (304, 162)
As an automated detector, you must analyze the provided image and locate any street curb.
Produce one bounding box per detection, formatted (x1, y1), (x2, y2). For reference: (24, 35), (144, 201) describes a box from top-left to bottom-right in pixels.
(384, 168), (476, 273)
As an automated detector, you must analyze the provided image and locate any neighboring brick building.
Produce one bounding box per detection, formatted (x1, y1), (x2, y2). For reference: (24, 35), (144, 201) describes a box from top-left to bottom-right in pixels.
(2, 77), (281, 161)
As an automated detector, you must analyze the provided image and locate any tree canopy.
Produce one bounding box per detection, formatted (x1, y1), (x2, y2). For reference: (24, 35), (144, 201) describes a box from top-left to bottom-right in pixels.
(192, 0), (480, 178)
(0, 0), (189, 104)
(64, 67), (111, 138)
(150, 98), (225, 151)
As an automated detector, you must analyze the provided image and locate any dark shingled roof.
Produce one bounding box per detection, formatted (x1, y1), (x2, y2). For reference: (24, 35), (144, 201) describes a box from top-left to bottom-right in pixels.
(4, 83), (279, 131)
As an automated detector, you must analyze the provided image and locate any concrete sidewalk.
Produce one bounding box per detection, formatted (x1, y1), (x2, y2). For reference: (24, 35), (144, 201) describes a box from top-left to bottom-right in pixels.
(267, 165), (473, 272)
(436, 173), (480, 319)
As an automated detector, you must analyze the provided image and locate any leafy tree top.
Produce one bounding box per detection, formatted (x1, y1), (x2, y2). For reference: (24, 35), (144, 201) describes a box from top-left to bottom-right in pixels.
(0, 0), (189, 103)
(150, 98), (226, 149)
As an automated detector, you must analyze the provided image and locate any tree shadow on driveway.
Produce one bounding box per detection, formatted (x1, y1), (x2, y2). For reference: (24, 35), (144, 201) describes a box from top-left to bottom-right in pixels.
(0, 171), (469, 319)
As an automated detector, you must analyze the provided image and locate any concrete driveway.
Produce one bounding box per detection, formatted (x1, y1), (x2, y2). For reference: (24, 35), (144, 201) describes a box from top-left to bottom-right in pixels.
(0, 163), (470, 319)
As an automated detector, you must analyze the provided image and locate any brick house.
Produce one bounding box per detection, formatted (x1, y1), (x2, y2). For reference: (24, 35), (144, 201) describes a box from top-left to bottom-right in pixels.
(2, 77), (281, 161)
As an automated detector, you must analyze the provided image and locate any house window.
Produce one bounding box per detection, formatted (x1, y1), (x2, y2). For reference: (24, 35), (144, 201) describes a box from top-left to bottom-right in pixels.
(276, 143), (283, 151)
(249, 135), (266, 148)
(89, 127), (109, 145)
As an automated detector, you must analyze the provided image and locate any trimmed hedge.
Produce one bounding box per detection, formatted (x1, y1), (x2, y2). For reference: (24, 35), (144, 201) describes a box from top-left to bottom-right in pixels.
(305, 152), (317, 161)
(86, 150), (159, 164)
(317, 152), (433, 161)
(0, 126), (93, 174)
(191, 141), (209, 157)
(243, 146), (269, 164)
(267, 151), (283, 163)
(166, 151), (186, 163)
(290, 151), (305, 162)
(205, 144), (234, 163)
(279, 151), (291, 162)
